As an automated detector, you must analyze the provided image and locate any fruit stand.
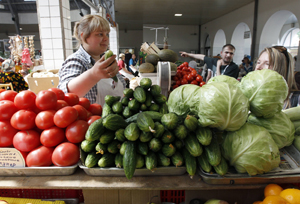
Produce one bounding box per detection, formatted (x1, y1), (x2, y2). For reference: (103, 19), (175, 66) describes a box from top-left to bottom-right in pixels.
(1, 58), (300, 204)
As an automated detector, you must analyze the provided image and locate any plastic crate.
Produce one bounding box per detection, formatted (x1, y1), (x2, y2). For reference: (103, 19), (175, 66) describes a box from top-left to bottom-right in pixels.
(0, 189), (84, 203)
(160, 190), (185, 204)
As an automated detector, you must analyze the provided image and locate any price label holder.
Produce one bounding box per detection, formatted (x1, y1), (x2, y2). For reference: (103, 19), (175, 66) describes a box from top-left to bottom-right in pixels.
(0, 148), (25, 168)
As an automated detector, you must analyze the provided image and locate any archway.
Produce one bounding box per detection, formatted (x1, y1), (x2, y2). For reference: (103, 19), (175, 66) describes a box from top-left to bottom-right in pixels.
(213, 29), (226, 56)
(259, 10), (299, 54)
(231, 22), (251, 64)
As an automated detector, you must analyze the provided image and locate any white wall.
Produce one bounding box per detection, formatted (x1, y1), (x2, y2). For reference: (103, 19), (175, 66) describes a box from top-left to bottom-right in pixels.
(119, 30), (143, 56)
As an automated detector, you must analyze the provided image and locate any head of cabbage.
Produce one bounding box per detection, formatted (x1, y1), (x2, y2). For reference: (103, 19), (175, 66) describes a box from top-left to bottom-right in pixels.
(207, 75), (240, 86)
(197, 82), (249, 131)
(247, 112), (295, 149)
(239, 69), (288, 118)
(222, 123), (280, 175)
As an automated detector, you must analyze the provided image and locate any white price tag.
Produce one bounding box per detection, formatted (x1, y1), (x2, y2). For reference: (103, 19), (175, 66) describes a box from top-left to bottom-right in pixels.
(0, 148), (25, 167)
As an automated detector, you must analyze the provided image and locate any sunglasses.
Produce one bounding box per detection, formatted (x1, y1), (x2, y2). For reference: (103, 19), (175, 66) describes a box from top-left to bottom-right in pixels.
(272, 46), (290, 77)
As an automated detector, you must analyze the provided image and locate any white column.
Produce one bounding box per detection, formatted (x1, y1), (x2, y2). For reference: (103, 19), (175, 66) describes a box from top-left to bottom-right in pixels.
(36, 0), (72, 70)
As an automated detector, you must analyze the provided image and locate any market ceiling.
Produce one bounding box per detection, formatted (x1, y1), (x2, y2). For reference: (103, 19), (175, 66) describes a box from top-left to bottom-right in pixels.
(0, 0), (255, 33)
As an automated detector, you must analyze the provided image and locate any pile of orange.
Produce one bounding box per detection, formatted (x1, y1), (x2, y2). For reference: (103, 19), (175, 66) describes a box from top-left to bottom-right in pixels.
(253, 183), (300, 204)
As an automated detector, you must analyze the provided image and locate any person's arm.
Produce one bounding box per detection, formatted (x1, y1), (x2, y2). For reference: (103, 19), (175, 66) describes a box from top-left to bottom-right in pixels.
(179, 51), (205, 61)
(67, 54), (118, 98)
(216, 59), (222, 76)
(206, 69), (212, 82)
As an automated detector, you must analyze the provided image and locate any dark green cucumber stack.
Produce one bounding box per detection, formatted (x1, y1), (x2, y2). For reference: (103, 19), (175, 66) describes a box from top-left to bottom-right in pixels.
(80, 78), (228, 180)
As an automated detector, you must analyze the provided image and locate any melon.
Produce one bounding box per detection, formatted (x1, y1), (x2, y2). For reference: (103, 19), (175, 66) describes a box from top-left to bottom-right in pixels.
(145, 54), (160, 66)
(139, 63), (155, 73)
(158, 49), (178, 63)
(170, 62), (177, 71)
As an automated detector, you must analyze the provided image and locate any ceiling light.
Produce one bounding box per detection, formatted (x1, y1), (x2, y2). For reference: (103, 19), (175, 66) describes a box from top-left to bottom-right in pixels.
(175, 14), (182, 17)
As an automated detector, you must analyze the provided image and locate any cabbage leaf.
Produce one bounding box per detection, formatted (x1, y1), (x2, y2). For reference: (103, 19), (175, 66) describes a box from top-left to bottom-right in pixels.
(239, 69), (288, 118)
(247, 112), (295, 149)
(197, 82), (249, 131)
(208, 75), (239, 86)
(222, 123), (280, 175)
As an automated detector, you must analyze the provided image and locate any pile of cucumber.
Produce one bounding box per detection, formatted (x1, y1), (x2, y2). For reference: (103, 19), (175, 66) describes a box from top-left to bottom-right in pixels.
(80, 78), (228, 179)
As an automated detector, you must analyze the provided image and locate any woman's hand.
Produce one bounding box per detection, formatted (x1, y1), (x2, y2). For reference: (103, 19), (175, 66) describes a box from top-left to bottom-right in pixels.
(92, 54), (119, 80)
(179, 51), (190, 57)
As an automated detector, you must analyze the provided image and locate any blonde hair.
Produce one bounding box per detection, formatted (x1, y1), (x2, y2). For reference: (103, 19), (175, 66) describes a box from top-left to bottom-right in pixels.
(73, 14), (110, 48)
(256, 47), (298, 107)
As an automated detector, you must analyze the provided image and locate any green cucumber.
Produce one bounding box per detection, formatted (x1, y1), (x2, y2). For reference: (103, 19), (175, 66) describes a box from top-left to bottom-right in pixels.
(103, 114), (128, 131)
(85, 118), (105, 141)
(95, 142), (108, 154)
(121, 96), (130, 106)
(115, 153), (123, 168)
(148, 138), (162, 152)
(99, 130), (115, 144)
(102, 103), (113, 118)
(140, 78), (152, 90)
(149, 103), (160, 112)
(128, 99), (141, 111)
(124, 122), (140, 141)
(137, 112), (156, 133)
(154, 94), (167, 104)
(197, 153), (212, 173)
(137, 141), (149, 156)
(107, 140), (121, 154)
(133, 86), (146, 103)
(153, 122), (165, 138)
(145, 151), (157, 172)
(145, 91), (153, 107)
(139, 131), (153, 142)
(98, 153), (115, 167)
(81, 140), (98, 153)
(123, 106), (133, 118)
(162, 143), (176, 157)
(159, 103), (168, 114)
(136, 153), (145, 169)
(195, 126), (212, 146)
(115, 128), (126, 142)
(161, 130), (175, 144)
(85, 152), (102, 168)
(184, 115), (198, 132)
(104, 95), (120, 106)
(125, 111), (163, 123)
(123, 141), (137, 179)
(157, 153), (171, 167)
(105, 50), (118, 82)
(204, 136), (221, 166)
(173, 139), (184, 150)
(120, 141), (128, 155)
(150, 84), (161, 97)
(123, 88), (134, 98)
(112, 101), (123, 114)
(213, 157), (228, 176)
(161, 113), (179, 130)
(182, 148), (197, 179)
(173, 124), (188, 140)
(171, 151), (184, 167)
(184, 134), (203, 157)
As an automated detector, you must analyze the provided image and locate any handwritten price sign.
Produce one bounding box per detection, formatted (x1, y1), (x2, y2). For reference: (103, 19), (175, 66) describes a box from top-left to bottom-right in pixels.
(0, 148), (25, 167)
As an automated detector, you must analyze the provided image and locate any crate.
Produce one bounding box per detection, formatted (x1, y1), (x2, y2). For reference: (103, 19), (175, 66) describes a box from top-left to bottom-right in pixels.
(140, 42), (160, 55)
(160, 190), (185, 204)
(0, 189), (84, 203)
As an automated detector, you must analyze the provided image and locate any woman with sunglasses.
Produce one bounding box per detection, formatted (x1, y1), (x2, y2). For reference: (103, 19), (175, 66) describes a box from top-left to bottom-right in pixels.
(255, 46), (299, 108)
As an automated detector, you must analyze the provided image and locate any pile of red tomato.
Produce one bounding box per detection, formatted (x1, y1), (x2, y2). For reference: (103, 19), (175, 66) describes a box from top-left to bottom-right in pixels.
(172, 62), (206, 90)
(0, 88), (102, 167)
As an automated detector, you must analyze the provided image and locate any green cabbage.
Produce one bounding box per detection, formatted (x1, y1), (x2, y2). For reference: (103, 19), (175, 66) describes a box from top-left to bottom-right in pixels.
(247, 112), (295, 149)
(222, 123), (280, 175)
(167, 84), (201, 116)
(197, 82), (249, 131)
(208, 75), (239, 86)
(239, 69), (288, 118)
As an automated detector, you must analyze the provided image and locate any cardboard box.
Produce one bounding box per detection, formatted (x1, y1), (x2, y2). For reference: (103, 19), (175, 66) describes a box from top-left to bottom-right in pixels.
(27, 69), (59, 94)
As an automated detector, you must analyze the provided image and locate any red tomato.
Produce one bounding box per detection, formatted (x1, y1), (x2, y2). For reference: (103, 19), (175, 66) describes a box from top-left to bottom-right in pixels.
(55, 100), (69, 111)
(52, 142), (80, 167)
(186, 74), (193, 82)
(191, 70), (198, 77)
(78, 98), (90, 110)
(10, 110), (36, 130)
(176, 80), (181, 86)
(181, 79), (188, 85)
(173, 76), (179, 81)
(0, 90), (18, 101)
(172, 85), (179, 89)
(35, 90), (57, 111)
(64, 93), (79, 106)
(19, 151), (28, 162)
(13, 90), (36, 110)
(182, 67), (189, 72)
(26, 146), (54, 167)
(190, 80), (198, 85)
(87, 115), (101, 126)
(0, 89), (6, 93)
(0, 121), (18, 147)
(73, 104), (88, 120)
(88, 103), (102, 116)
(35, 110), (55, 130)
(200, 81), (206, 87)
(13, 130), (41, 152)
(66, 120), (89, 143)
(182, 70), (188, 76)
(27, 104), (41, 115)
(0, 100), (18, 121)
(48, 87), (65, 100)
(183, 62), (189, 67)
(40, 126), (65, 147)
(53, 106), (78, 128)
(196, 75), (203, 82)
(175, 72), (182, 79)
(86, 111), (93, 118)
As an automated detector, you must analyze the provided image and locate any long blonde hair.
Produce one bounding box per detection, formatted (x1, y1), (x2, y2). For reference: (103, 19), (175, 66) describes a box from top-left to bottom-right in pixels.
(73, 14), (110, 48)
(256, 46), (298, 108)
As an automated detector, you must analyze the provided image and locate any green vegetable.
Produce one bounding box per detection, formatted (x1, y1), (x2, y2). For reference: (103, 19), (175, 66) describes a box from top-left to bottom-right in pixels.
(99, 130), (115, 144)
(153, 122), (165, 138)
(157, 153), (171, 167)
(184, 115), (198, 132)
(124, 122), (140, 141)
(283, 106), (300, 121)
(105, 50), (118, 82)
(184, 134), (203, 157)
(222, 123), (281, 175)
(207, 75), (239, 86)
(137, 112), (156, 133)
(213, 157), (228, 176)
(161, 130), (175, 144)
(95, 142), (107, 154)
(174, 124), (188, 140)
(103, 114), (128, 131)
(104, 95), (120, 106)
(182, 148), (197, 179)
(204, 136), (221, 166)
(197, 153), (212, 173)
(148, 138), (162, 152)
(139, 78), (152, 90)
(145, 151), (157, 172)
(136, 153), (145, 168)
(137, 141), (148, 156)
(121, 96), (130, 106)
(115, 129), (126, 142)
(150, 84), (161, 97)
(128, 99), (141, 111)
(145, 91), (153, 107)
(133, 86), (147, 103)
(248, 112), (295, 149)
(139, 131), (153, 142)
(85, 152), (102, 168)
(239, 69), (288, 118)
(293, 135), (300, 152)
(173, 139), (184, 150)
(161, 113), (179, 130)
(119, 141), (128, 155)
(81, 140), (98, 153)
(154, 94), (167, 104)
(112, 101), (123, 114)
(115, 153), (123, 168)
(107, 140), (121, 154)
(293, 120), (300, 130)
(149, 103), (160, 112)
(159, 103), (168, 114)
(197, 82), (249, 131)
(123, 88), (134, 98)
(171, 151), (184, 167)
(204, 199), (229, 204)
(123, 141), (137, 179)
(85, 118), (105, 141)
(98, 153), (115, 167)
(195, 126), (212, 146)
(162, 143), (176, 157)
(102, 103), (113, 117)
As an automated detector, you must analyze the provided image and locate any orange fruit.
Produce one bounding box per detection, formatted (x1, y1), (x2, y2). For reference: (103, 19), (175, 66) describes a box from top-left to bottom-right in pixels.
(262, 195), (290, 204)
(265, 184), (284, 197)
(279, 188), (300, 204)
(253, 201), (263, 204)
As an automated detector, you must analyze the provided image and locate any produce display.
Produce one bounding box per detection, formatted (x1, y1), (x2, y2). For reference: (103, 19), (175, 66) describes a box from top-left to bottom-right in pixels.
(172, 62), (206, 89)
(0, 88), (102, 167)
(253, 183), (300, 204)
(168, 69), (300, 176)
